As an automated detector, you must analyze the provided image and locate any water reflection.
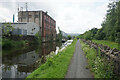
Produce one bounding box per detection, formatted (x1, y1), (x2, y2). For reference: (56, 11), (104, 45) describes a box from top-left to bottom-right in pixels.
(2, 42), (61, 78)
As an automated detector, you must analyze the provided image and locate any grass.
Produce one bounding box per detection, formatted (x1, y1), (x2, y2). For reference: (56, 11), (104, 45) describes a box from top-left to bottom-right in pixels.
(26, 39), (77, 78)
(92, 40), (120, 50)
(80, 40), (114, 78)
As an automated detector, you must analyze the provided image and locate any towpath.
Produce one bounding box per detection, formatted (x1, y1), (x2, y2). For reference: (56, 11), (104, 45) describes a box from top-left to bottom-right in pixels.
(65, 40), (93, 78)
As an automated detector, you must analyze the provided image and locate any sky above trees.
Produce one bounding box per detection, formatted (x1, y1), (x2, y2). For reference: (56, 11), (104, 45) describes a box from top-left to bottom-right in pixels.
(0, 0), (110, 34)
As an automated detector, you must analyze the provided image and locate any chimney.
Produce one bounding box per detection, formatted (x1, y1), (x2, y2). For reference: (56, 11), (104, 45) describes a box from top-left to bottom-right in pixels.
(13, 14), (15, 23)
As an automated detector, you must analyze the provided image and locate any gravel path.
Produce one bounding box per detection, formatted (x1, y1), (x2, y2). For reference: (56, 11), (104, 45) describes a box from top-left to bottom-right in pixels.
(65, 40), (93, 78)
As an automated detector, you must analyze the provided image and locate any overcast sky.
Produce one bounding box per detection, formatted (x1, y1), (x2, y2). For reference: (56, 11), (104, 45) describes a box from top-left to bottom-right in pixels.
(0, 0), (110, 34)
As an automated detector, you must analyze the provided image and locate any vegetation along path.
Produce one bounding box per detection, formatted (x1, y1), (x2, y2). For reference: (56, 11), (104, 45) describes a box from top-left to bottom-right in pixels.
(65, 40), (93, 78)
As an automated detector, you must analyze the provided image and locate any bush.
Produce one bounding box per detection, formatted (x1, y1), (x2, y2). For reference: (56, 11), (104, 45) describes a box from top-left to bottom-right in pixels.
(2, 38), (26, 49)
(80, 40), (114, 78)
(2, 39), (13, 48)
(34, 32), (41, 44)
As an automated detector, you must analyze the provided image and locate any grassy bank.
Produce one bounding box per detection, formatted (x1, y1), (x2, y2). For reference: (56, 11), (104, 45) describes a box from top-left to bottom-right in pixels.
(92, 40), (120, 50)
(2, 38), (26, 49)
(27, 39), (77, 78)
(80, 40), (114, 78)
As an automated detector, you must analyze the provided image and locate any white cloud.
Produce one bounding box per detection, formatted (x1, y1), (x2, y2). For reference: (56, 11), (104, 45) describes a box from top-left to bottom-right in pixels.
(0, 0), (110, 34)
(0, 7), (12, 22)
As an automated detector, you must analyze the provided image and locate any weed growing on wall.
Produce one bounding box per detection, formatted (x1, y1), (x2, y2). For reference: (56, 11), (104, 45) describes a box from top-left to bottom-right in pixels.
(80, 40), (114, 78)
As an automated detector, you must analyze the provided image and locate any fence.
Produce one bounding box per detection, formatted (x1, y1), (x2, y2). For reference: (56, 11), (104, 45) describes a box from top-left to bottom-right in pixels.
(81, 39), (120, 76)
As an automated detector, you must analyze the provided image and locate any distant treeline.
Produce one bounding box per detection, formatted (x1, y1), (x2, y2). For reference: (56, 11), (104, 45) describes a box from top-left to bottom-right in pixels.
(79, 1), (120, 43)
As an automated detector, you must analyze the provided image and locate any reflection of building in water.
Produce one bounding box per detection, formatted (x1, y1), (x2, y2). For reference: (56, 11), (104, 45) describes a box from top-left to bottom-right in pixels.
(2, 42), (57, 78)
(2, 50), (40, 76)
(3, 42), (57, 71)
(14, 51), (40, 65)
(2, 50), (40, 78)
(17, 64), (37, 72)
(42, 42), (56, 56)
(2, 64), (31, 78)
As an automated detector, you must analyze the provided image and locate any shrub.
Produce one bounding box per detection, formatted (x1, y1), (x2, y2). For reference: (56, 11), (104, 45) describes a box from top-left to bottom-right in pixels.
(2, 38), (26, 49)
(80, 40), (114, 78)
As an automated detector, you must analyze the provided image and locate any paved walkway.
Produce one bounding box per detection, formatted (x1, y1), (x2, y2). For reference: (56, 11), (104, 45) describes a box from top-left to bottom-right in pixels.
(65, 40), (93, 78)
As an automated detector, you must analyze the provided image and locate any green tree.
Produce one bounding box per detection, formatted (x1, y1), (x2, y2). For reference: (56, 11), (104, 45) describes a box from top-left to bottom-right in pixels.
(67, 35), (72, 40)
(56, 27), (62, 42)
(2, 23), (14, 37)
(34, 31), (41, 44)
(79, 0), (120, 43)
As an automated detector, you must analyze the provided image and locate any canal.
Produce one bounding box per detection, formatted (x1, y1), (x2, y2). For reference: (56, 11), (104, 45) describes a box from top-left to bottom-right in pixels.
(2, 42), (62, 78)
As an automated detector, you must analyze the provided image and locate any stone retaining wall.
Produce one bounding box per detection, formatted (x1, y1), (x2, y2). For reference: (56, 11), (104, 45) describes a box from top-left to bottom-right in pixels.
(81, 39), (120, 76)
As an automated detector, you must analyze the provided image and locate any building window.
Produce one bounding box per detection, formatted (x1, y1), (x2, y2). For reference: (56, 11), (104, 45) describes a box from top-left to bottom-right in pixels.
(29, 15), (32, 18)
(35, 15), (38, 18)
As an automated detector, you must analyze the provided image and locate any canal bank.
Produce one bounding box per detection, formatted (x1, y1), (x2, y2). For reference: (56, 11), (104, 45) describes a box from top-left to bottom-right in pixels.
(26, 39), (77, 78)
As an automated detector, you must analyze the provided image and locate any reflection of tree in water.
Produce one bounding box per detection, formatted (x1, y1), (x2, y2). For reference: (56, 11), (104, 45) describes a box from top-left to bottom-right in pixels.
(18, 64), (37, 72)
(56, 42), (62, 48)
(2, 42), (61, 78)
(2, 46), (36, 57)
(40, 42), (57, 63)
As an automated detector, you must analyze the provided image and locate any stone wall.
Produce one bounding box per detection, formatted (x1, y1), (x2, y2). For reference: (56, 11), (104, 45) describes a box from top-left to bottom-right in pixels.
(81, 39), (120, 76)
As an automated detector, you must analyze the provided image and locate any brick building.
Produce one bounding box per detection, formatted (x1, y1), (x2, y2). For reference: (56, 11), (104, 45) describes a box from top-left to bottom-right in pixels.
(18, 11), (56, 42)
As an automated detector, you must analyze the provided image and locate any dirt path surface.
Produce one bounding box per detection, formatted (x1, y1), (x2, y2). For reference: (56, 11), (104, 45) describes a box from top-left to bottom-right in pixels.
(65, 40), (93, 78)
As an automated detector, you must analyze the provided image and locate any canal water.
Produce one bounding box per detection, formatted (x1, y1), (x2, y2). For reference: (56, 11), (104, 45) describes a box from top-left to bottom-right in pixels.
(2, 42), (62, 78)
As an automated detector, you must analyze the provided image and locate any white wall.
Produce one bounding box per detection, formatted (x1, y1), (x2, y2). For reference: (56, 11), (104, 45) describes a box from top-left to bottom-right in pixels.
(1, 22), (40, 36)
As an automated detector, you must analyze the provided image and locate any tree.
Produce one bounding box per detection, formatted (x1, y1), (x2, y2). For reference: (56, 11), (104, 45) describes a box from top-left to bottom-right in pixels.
(56, 27), (62, 41)
(2, 23), (14, 37)
(79, 0), (120, 43)
(67, 35), (72, 40)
